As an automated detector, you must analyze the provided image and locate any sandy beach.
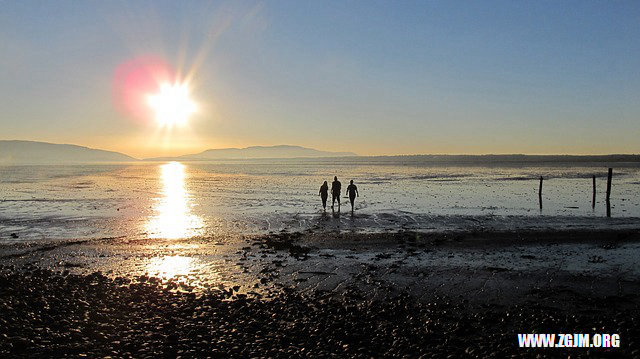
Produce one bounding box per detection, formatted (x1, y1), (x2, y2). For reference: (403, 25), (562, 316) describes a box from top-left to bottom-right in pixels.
(2, 228), (639, 357)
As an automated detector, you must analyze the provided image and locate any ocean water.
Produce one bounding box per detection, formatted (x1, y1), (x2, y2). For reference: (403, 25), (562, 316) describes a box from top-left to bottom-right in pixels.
(1, 160), (639, 243)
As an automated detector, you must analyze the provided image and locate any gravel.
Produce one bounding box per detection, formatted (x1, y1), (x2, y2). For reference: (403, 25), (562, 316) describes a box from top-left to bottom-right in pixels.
(0, 266), (637, 358)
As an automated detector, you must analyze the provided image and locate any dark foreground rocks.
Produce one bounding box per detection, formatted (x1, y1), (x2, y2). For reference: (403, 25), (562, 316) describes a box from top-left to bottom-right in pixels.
(0, 268), (638, 358)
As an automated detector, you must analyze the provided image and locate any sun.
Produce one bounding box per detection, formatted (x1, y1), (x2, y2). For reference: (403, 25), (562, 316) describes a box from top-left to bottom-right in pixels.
(147, 82), (197, 127)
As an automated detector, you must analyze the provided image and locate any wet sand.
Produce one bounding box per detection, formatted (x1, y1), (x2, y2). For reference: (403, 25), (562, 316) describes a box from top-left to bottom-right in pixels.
(1, 229), (640, 357)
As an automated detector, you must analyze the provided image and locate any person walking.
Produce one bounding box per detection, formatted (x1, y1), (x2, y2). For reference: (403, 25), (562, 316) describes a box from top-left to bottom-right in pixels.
(346, 179), (359, 212)
(319, 181), (329, 210)
(331, 176), (341, 207)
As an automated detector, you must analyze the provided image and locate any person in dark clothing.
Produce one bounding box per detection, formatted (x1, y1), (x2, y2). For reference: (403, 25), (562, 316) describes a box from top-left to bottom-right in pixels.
(319, 181), (329, 210)
(331, 176), (341, 207)
(346, 179), (359, 212)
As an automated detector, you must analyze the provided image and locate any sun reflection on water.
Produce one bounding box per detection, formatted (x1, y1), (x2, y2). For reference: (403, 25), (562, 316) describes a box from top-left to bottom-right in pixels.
(146, 162), (203, 239)
(146, 255), (198, 280)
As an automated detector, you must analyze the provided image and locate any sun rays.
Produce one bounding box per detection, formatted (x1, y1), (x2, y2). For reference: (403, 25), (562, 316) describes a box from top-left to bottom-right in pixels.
(147, 82), (197, 127)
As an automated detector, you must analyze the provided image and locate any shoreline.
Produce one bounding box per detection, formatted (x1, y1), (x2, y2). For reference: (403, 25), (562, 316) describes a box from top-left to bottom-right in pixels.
(3, 226), (639, 249)
(3, 213), (640, 245)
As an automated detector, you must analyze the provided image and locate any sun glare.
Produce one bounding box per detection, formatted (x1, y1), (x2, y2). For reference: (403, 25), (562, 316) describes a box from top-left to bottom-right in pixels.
(147, 82), (197, 127)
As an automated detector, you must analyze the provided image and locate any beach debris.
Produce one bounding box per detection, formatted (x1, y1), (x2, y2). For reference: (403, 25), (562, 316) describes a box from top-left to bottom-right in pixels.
(600, 242), (618, 250)
(297, 271), (336, 276)
(255, 233), (310, 260)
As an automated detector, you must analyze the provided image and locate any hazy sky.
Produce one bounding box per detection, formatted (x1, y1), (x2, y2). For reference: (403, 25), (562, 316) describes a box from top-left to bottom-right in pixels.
(1, 1), (639, 158)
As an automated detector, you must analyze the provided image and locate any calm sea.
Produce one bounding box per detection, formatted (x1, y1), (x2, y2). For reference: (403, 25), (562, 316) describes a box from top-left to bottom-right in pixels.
(1, 159), (639, 243)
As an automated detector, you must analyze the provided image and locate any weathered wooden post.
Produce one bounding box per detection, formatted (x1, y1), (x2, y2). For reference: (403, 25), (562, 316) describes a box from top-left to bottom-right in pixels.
(592, 175), (596, 209)
(606, 168), (612, 217)
(538, 176), (543, 210)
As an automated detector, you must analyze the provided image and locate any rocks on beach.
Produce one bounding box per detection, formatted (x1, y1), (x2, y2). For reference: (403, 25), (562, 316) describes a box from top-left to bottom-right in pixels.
(0, 266), (637, 358)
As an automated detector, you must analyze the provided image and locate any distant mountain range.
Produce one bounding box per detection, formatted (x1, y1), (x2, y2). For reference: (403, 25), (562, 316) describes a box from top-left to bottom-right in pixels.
(0, 141), (356, 164)
(1, 140), (639, 164)
(0, 140), (136, 164)
(145, 145), (357, 161)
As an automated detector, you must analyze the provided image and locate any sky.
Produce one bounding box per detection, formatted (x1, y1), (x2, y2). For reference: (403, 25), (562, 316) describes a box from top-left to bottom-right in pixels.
(1, 0), (639, 158)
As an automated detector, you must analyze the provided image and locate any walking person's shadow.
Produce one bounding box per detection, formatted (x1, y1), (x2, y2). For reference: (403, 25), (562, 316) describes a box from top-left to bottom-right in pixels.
(331, 204), (340, 219)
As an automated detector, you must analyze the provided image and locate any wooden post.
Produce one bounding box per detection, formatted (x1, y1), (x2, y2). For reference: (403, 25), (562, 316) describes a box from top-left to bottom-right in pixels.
(606, 168), (612, 217)
(592, 175), (596, 209)
(538, 176), (543, 210)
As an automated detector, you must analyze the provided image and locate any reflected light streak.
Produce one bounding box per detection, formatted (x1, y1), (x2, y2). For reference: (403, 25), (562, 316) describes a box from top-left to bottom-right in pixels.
(146, 255), (197, 280)
(146, 162), (203, 239)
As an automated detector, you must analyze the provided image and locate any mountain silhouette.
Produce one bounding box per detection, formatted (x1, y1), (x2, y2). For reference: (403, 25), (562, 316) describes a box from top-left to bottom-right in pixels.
(0, 140), (137, 164)
(4, 140), (636, 164)
(145, 145), (357, 161)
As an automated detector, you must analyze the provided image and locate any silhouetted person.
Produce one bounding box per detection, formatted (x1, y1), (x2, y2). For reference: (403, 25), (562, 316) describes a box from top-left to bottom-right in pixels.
(331, 176), (341, 207)
(346, 179), (359, 212)
(319, 181), (329, 210)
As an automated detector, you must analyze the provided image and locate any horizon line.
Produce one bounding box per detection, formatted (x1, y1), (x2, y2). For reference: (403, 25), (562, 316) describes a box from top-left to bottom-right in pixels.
(2, 139), (640, 160)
